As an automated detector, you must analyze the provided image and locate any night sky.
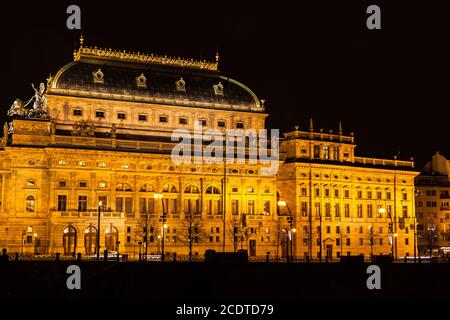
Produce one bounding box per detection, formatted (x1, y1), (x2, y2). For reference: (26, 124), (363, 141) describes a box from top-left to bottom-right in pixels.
(0, 0), (449, 168)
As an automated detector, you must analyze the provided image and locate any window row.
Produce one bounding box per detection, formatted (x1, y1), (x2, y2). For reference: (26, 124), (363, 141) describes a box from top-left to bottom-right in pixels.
(53, 196), (271, 216)
(302, 187), (401, 200)
(73, 109), (245, 128)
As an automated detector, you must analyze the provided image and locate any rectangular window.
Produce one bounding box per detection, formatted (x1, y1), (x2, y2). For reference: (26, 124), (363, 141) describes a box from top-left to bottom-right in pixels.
(386, 192), (391, 200)
(301, 202), (307, 217)
(179, 117), (188, 125)
(377, 191), (382, 199)
(117, 113), (126, 120)
(248, 200), (255, 215)
(116, 197), (123, 213)
(315, 188), (320, 197)
(236, 122), (244, 129)
(78, 195), (88, 212)
(325, 203), (331, 217)
(323, 146), (329, 160)
(125, 197), (133, 214)
(231, 200), (239, 215)
(402, 193), (408, 200)
(73, 109), (82, 116)
(217, 120), (226, 128)
(402, 206), (408, 218)
(346, 238), (351, 246)
(357, 204), (363, 218)
(344, 190), (350, 198)
(301, 187), (307, 196)
(359, 238), (364, 246)
(138, 114), (147, 121)
(96, 111), (105, 118)
(336, 226), (340, 233)
(325, 189), (330, 197)
(367, 191), (372, 199)
(313, 145), (320, 159)
(405, 238), (409, 245)
(333, 147), (339, 160)
(315, 202), (321, 217)
(344, 204), (350, 218)
(263, 200), (270, 215)
(140, 198), (147, 213)
(357, 190), (362, 199)
(159, 116), (168, 123)
(346, 226), (350, 233)
(57, 195), (67, 212)
(367, 204), (373, 218)
(334, 204), (340, 217)
(326, 226), (331, 233)
(334, 189), (339, 198)
(199, 119), (207, 126)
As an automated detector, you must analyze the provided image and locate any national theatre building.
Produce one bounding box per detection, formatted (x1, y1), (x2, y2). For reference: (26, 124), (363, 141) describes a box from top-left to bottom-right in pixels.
(0, 38), (419, 260)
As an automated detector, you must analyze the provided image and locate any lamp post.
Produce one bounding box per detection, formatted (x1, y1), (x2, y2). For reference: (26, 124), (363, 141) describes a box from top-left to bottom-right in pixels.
(97, 201), (102, 260)
(154, 193), (165, 261)
(277, 200), (295, 262)
(379, 207), (394, 259)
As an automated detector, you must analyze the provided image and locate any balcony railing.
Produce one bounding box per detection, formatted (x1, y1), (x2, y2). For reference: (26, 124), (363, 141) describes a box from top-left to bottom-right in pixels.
(57, 211), (122, 218)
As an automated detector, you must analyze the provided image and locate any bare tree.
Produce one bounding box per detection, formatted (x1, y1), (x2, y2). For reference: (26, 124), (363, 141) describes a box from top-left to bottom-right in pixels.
(134, 212), (159, 259)
(226, 214), (247, 252)
(177, 212), (206, 261)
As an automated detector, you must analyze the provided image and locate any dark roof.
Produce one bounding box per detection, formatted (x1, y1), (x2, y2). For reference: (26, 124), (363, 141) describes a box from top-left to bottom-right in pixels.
(51, 59), (261, 111)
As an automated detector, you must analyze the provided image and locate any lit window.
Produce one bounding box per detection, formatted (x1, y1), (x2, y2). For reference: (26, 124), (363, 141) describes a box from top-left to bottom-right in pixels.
(26, 180), (36, 187)
(98, 181), (107, 188)
(78, 161), (86, 167)
(58, 160), (67, 166)
(122, 164), (129, 169)
(26, 196), (35, 212)
(98, 162), (107, 168)
(247, 187), (255, 193)
(213, 82), (224, 96)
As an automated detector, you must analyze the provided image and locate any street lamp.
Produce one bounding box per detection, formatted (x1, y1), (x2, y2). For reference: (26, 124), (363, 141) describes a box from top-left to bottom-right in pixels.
(369, 225), (374, 261)
(379, 207), (395, 259)
(97, 201), (102, 260)
(277, 200), (295, 262)
(154, 193), (165, 261)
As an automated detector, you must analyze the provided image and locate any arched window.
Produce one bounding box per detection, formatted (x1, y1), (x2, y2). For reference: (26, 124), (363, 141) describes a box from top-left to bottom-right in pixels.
(184, 185), (200, 194)
(26, 195), (35, 212)
(84, 225), (97, 256)
(105, 225), (119, 252)
(139, 184), (155, 192)
(63, 226), (77, 256)
(116, 183), (132, 191)
(162, 184), (177, 193)
(205, 186), (220, 194)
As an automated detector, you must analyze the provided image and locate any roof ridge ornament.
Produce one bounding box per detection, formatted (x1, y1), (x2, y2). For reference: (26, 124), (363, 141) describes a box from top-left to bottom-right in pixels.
(73, 37), (219, 71)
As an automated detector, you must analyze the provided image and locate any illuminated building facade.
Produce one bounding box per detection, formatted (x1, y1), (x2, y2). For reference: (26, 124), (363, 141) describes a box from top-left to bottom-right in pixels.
(415, 152), (450, 256)
(0, 38), (418, 260)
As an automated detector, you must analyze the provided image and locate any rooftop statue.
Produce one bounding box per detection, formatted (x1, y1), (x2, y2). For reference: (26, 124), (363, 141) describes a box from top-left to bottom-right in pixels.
(7, 83), (49, 119)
